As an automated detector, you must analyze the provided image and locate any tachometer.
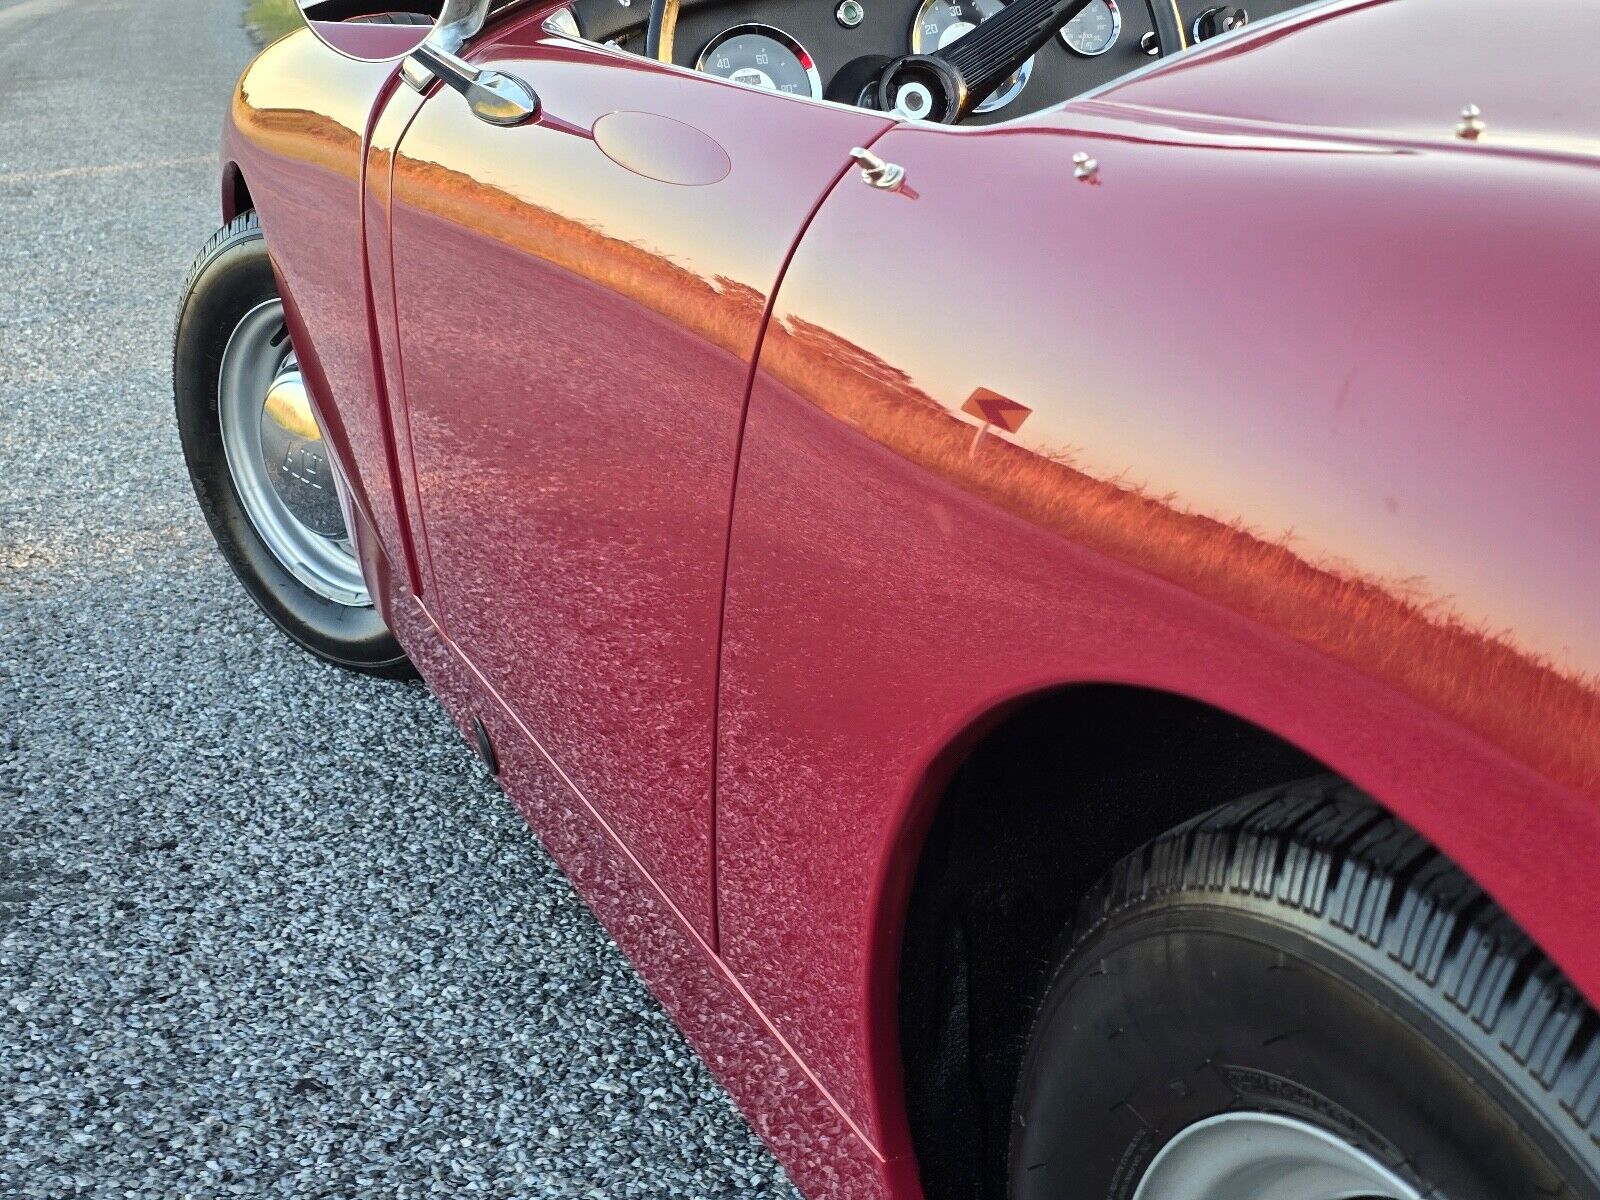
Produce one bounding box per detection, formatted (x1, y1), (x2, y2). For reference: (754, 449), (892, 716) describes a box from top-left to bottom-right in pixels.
(697, 24), (823, 100)
(1059, 0), (1120, 56)
(909, 0), (1033, 115)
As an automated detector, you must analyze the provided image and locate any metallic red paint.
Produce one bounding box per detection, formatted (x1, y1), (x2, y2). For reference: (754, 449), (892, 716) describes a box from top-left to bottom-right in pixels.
(224, 34), (420, 630)
(720, 60), (1600, 1150)
(388, 592), (919, 1196)
(218, 1), (1600, 1195)
(384, 28), (893, 942)
(1102, 0), (1600, 160)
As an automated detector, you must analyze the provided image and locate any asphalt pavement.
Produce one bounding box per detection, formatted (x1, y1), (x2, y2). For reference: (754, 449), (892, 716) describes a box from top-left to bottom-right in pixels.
(0, 1), (797, 1195)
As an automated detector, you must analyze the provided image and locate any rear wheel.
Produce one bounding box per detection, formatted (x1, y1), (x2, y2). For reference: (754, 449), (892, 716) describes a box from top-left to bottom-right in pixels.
(174, 213), (413, 676)
(1009, 776), (1600, 1200)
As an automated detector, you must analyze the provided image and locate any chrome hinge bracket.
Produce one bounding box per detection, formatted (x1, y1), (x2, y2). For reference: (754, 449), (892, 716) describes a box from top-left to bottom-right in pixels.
(849, 146), (906, 191)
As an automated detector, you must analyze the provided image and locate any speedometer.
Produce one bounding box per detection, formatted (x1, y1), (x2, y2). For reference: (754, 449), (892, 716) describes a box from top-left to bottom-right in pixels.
(697, 24), (823, 100)
(1059, 0), (1120, 56)
(909, 0), (1033, 114)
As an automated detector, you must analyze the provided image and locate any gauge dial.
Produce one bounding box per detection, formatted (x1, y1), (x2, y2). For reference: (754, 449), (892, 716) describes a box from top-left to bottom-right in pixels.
(697, 25), (823, 99)
(909, 0), (1033, 115)
(1059, 0), (1120, 56)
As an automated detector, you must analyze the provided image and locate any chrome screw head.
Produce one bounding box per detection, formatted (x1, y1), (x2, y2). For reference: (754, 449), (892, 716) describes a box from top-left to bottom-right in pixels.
(1073, 151), (1100, 183)
(1457, 103), (1486, 139)
(836, 0), (865, 27)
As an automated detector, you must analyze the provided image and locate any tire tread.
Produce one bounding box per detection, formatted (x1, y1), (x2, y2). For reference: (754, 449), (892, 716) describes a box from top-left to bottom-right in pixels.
(174, 210), (262, 358)
(1070, 776), (1600, 1161)
(172, 213), (416, 678)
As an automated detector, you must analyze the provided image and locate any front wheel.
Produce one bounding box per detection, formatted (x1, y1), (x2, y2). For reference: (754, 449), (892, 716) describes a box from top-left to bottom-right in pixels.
(174, 213), (413, 676)
(1010, 776), (1600, 1200)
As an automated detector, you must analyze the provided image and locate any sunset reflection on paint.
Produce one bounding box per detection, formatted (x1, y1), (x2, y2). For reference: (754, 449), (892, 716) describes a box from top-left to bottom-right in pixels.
(221, 9), (1600, 1195)
(715, 99), (1600, 1147)
(382, 37), (891, 951)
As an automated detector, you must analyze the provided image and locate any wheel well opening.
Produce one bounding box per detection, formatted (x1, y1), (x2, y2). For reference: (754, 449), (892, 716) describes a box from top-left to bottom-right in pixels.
(897, 684), (1326, 1199)
(223, 164), (254, 223)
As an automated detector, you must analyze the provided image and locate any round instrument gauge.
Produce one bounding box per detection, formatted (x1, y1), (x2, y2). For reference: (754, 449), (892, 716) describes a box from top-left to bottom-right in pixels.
(909, 0), (1034, 115)
(697, 25), (823, 100)
(1059, 0), (1120, 56)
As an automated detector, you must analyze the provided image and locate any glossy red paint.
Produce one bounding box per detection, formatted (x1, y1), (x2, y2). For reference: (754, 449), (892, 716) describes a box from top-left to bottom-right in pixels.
(219, 0), (1600, 1196)
(719, 20), (1600, 1143)
(384, 27), (892, 942)
(223, 32), (419, 627)
(359, 92), (422, 597)
(1099, 0), (1600, 158)
(387, 589), (920, 1196)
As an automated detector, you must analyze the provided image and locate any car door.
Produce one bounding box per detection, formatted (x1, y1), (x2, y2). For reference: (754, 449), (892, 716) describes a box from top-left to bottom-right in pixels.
(386, 15), (892, 940)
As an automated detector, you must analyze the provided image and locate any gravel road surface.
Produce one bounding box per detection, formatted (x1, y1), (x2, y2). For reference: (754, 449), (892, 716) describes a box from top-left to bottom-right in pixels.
(0, 2), (797, 1195)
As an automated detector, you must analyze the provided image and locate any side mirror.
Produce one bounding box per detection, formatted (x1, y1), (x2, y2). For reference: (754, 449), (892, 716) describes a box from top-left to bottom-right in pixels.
(297, 0), (448, 61)
(298, 0), (539, 126)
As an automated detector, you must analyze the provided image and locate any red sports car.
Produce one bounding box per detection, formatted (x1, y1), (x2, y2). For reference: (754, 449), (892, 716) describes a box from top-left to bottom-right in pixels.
(173, 0), (1600, 1194)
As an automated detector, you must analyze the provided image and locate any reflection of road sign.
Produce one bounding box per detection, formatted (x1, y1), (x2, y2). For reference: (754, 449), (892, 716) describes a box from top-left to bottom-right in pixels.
(962, 388), (1032, 455)
(963, 388), (1031, 433)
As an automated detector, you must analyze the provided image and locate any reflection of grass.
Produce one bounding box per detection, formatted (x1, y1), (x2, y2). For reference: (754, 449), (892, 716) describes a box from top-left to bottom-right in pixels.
(392, 147), (1600, 791)
(242, 101), (1600, 793)
(759, 316), (1600, 792)
(244, 0), (303, 45)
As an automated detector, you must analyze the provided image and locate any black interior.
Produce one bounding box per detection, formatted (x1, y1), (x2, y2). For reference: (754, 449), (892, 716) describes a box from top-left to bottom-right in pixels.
(566, 0), (1312, 123)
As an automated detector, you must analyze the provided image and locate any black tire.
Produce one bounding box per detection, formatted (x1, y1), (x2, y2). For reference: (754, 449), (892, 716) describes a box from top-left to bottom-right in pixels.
(1009, 776), (1600, 1199)
(174, 212), (414, 677)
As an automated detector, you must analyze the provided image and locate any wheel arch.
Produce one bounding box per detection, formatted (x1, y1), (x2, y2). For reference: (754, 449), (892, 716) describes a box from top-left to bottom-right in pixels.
(221, 160), (253, 223)
(868, 677), (1592, 1199)
(216, 24), (425, 625)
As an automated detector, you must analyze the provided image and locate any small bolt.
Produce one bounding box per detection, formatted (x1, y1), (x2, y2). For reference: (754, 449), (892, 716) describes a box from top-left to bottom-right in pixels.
(1073, 151), (1099, 183)
(1139, 30), (1160, 55)
(836, 0), (865, 27)
(1456, 103), (1486, 140)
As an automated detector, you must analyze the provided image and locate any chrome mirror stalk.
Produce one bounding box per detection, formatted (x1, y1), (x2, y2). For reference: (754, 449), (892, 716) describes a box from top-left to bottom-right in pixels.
(405, 41), (540, 124)
(400, 0), (490, 84)
(401, 0), (539, 126)
(433, 0), (494, 52)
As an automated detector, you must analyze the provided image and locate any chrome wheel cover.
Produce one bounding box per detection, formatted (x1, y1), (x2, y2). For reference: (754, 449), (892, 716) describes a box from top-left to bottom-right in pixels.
(217, 301), (370, 607)
(1133, 1112), (1423, 1200)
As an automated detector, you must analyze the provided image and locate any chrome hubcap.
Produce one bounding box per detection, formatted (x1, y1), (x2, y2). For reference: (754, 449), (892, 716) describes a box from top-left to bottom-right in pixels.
(218, 301), (370, 607)
(1133, 1112), (1423, 1200)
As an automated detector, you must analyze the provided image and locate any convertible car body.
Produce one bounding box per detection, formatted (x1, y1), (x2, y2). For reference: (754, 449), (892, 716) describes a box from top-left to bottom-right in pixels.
(178, 0), (1600, 1194)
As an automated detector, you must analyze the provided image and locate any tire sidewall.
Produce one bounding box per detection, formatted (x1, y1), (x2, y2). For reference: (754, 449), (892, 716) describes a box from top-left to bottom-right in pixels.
(1010, 899), (1598, 1200)
(174, 220), (410, 674)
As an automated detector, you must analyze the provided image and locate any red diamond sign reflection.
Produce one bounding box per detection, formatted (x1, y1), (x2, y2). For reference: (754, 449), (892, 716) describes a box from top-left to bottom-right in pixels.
(962, 388), (1032, 455)
(961, 388), (1032, 434)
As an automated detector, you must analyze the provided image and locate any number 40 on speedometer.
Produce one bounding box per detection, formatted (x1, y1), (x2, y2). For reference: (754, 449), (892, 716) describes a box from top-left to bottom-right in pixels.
(696, 24), (824, 99)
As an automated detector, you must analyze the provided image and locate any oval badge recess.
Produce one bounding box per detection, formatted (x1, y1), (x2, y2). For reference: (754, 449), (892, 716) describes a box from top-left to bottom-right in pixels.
(592, 111), (732, 187)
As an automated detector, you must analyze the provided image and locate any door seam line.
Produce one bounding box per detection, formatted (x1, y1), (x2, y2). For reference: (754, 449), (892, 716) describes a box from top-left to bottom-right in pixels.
(414, 595), (891, 1164)
(704, 112), (898, 1031)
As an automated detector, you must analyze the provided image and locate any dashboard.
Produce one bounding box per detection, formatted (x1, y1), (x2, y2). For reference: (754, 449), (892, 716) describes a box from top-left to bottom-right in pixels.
(562, 0), (1310, 123)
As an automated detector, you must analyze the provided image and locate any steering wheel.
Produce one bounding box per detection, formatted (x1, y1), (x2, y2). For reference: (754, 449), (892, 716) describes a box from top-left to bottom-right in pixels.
(645, 0), (681, 63)
(646, 0), (1187, 123)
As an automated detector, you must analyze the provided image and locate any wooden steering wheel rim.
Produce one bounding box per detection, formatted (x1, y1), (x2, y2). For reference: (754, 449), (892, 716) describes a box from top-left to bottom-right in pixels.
(646, 0), (680, 63)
